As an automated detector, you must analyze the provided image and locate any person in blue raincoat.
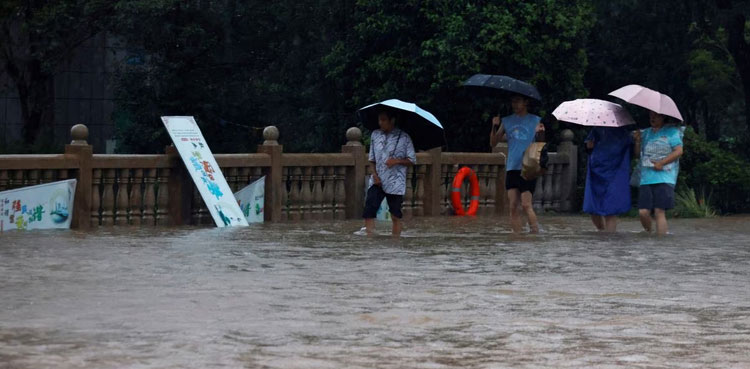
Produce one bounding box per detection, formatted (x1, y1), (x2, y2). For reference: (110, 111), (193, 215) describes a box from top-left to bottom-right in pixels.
(583, 126), (634, 232)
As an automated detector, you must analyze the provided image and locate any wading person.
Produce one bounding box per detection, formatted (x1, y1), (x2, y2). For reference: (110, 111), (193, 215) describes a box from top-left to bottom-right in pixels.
(583, 126), (634, 232)
(634, 111), (683, 235)
(363, 109), (416, 237)
(490, 95), (545, 233)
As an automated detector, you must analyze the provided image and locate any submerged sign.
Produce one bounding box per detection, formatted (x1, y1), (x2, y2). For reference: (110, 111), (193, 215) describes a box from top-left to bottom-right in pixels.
(0, 179), (77, 232)
(234, 176), (265, 223)
(162, 116), (248, 227)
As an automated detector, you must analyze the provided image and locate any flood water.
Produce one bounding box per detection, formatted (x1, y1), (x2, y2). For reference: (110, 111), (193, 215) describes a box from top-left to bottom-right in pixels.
(1, 216), (749, 368)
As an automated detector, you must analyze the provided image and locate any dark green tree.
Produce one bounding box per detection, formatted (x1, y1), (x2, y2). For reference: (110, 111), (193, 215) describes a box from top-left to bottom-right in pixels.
(0, 0), (115, 145)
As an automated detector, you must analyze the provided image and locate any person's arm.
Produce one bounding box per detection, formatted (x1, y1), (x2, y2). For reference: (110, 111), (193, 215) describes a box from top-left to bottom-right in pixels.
(368, 161), (382, 185)
(386, 134), (416, 167)
(490, 116), (505, 148)
(652, 146), (683, 171)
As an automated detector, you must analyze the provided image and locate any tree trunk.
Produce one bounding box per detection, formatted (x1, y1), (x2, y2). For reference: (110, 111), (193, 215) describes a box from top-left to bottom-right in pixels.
(727, 13), (750, 132)
(13, 60), (55, 145)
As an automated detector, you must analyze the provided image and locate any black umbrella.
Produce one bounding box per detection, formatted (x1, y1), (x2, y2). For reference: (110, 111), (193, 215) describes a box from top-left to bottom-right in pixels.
(462, 74), (542, 101)
(357, 99), (446, 151)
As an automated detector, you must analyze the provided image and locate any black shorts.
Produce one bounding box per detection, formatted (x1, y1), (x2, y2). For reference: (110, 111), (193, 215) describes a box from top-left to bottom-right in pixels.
(638, 183), (675, 210)
(505, 170), (537, 194)
(363, 185), (404, 219)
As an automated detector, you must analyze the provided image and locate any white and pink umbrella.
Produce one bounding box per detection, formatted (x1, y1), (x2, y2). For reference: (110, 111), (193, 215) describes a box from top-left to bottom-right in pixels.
(608, 84), (683, 121)
(551, 99), (635, 127)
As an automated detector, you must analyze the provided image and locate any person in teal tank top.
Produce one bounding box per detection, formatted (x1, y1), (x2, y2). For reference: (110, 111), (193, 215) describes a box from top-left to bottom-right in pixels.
(634, 111), (684, 235)
(490, 95), (545, 233)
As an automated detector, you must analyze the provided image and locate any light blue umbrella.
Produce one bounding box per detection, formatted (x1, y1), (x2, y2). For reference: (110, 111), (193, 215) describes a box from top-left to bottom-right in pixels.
(357, 99), (446, 150)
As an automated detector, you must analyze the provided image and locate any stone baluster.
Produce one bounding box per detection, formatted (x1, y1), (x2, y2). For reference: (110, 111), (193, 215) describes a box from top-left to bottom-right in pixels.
(130, 169), (144, 226)
(90, 169), (102, 227)
(403, 166), (414, 218)
(0, 170), (7, 191)
(42, 169), (54, 184)
(280, 167), (291, 222)
(300, 167), (314, 220)
(65, 124), (93, 229)
(414, 165), (425, 216)
(334, 166), (346, 219)
(58, 169), (69, 180)
(543, 164), (554, 211)
(100, 168), (116, 226)
(143, 168), (157, 225)
(552, 163), (563, 211)
(280, 167), (289, 221)
(477, 164), (492, 216)
(156, 168), (170, 225)
(441, 164), (450, 214)
(191, 186), (206, 225)
(28, 169), (40, 185)
(323, 166), (335, 219)
(288, 167), (302, 221)
(558, 129), (578, 212)
(486, 165), (498, 214)
(115, 169), (130, 225)
(533, 174), (543, 210)
(238, 167), (250, 189)
(311, 166), (324, 220)
(11, 170), (24, 189)
(227, 167), (239, 192)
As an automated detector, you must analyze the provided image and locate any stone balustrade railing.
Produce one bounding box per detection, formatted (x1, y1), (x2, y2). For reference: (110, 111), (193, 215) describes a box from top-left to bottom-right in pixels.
(0, 124), (578, 228)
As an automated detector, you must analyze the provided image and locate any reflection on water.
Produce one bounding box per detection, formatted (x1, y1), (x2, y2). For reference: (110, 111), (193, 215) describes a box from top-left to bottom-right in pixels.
(1, 216), (749, 368)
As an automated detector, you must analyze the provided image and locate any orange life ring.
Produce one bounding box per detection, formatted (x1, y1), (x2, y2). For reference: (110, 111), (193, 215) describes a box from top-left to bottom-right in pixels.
(451, 166), (480, 216)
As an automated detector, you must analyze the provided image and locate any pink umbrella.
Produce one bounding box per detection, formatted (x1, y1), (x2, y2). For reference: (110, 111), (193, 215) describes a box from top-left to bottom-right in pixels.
(551, 99), (635, 127)
(608, 84), (683, 121)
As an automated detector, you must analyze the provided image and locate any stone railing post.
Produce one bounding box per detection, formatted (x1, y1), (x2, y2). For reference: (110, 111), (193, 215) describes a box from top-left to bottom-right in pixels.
(64, 124), (92, 230)
(558, 129), (578, 212)
(342, 127), (365, 219)
(166, 145), (192, 226)
(423, 147), (442, 216)
(257, 126), (283, 222)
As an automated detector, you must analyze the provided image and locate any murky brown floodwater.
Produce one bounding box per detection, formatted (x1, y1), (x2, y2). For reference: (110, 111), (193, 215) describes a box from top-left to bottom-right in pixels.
(1, 215), (749, 369)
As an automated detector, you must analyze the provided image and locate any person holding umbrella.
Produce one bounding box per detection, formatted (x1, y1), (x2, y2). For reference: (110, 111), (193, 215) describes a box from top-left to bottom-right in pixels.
(357, 99), (445, 237)
(609, 85), (684, 235)
(464, 74), (545, 233)
(552, 99), (636, 232)
(490, 94), (545, 234)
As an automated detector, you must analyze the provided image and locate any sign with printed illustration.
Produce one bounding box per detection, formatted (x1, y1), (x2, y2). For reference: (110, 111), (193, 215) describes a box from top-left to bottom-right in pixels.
(162, 116), (248, 227)
(234, 176), (265, 223)
(0, 179), (77, 232)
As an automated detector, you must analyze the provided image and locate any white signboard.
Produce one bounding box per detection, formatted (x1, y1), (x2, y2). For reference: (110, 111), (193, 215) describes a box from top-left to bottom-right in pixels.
(162, 116), (248, 227)
(0, 179), (77, 232)
(234, 176), (265, 223)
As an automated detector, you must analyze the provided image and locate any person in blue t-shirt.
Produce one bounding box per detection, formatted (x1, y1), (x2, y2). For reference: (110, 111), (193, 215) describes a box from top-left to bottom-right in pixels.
(633, 111), (684, 235)
(490, 94), (545, 233)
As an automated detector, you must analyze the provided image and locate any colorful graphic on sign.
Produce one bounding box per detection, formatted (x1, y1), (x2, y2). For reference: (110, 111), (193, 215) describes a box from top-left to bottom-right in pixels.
(161, 116), (248, 227)
(0, 179), (77, 232)
(234, 176), (265, 223)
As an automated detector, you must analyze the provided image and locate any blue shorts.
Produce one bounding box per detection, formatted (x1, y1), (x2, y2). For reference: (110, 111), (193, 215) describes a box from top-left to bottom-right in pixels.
(638, 183), (675, 211)
(363, 185), (404, 219)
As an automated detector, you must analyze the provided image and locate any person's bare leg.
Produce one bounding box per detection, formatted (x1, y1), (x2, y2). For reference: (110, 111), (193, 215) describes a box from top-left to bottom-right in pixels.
(521, 191), (538, 233)
(591, 215), (605, 231)
(365, 218), (376, 236)
(507, 189), (522, 233)
(604, 215), (617, 232)
(654, 208), (668, 235)
(391, 216), (402, 238)
(638, 209), (652, 232)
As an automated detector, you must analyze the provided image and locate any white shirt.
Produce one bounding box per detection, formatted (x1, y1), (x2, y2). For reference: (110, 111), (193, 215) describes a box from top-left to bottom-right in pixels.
(368, 128), (416, 195)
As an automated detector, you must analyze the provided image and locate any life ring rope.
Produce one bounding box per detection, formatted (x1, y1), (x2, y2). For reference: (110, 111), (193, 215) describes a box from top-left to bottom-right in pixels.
(451, 166), (480, 216)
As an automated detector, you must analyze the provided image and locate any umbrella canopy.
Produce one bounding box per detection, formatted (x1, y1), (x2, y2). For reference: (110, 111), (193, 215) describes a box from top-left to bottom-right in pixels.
(552, 99), (635, 128)
(462, 74), (542, 101)
(357, 99), (446, 151)
(608, 84), (683, 121)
